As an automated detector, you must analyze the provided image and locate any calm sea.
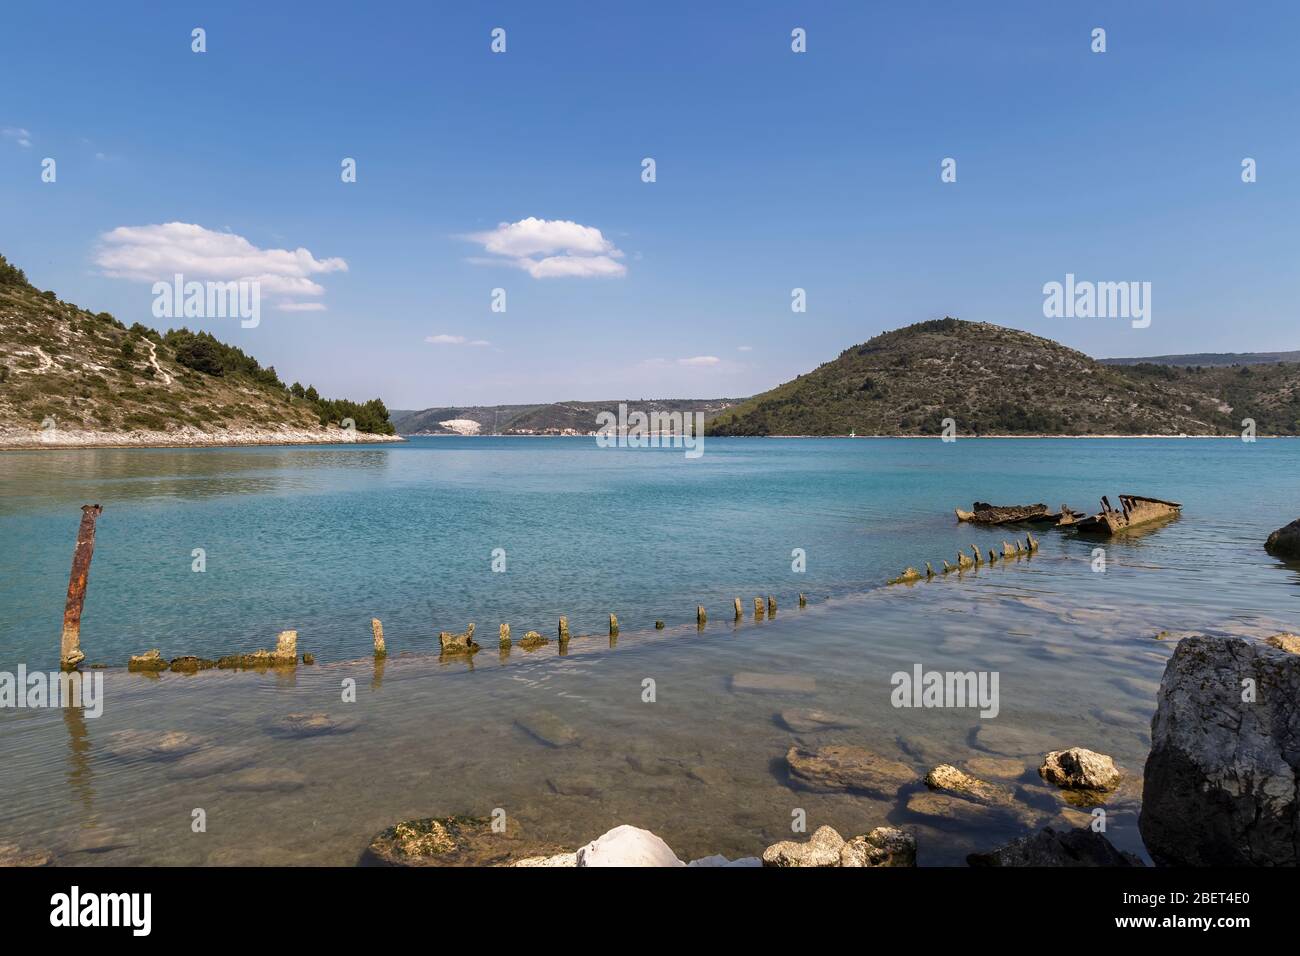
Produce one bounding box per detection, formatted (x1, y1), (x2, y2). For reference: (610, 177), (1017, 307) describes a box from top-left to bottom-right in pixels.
(1, 437), (1297, 865)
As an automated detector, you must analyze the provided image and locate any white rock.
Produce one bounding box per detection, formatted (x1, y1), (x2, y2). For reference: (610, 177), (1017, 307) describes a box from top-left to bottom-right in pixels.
(574, 825), (685, 867)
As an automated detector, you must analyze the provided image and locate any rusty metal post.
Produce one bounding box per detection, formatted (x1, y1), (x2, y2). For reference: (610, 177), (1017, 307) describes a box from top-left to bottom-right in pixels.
(60, 504), (103, 671)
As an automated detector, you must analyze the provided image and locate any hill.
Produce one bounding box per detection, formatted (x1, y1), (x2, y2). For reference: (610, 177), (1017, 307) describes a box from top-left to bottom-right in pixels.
(1101, 350), (1300, 367)
(394, 399), (742, 435)
(0, 253), (398, 447)
(706, 318), (1300, 436)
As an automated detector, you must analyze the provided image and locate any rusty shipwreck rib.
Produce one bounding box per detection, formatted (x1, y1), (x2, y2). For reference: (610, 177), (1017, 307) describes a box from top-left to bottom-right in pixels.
(60, 504), (103, 671)
(954, 502), (1082, 525)
(1074, 494), (1182, 535)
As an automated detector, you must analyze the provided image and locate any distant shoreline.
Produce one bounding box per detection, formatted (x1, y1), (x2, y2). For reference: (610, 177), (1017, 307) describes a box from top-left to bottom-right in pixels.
(0, 427), (405, 452)
(402, 432), (1292, 440)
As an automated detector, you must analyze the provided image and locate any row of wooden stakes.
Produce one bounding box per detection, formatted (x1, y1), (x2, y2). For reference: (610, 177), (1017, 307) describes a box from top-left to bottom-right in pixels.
(888, 532), (1040, 585)
(425, 593), (812, 657)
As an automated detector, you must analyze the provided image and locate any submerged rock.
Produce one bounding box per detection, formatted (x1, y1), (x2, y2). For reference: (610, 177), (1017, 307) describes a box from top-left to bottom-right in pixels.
(905, 791), (1031, 830)
(1264, 517), (1300, 558)
(365, 816), (567, 867)
(515, 711), (579, 748)
(974, 723), (1063, 758)
(731, 672), (817, 695)
(167, 745), (257, 779)
(1140, 635), (1300, 866)
(220, 767), (307, 792)
(967, 827), (1144, 867)
(261, 712), (359, 739)
(777, 708), (859, 733)
(1039, 748), (1121, 792)
(762, 825), (916, 867)
(0, 843), (53, 866)
(101, 730), (209, 762)
(965, 756), (1028, 780)
(127, 649), (167, 673)
(64, 827), (134, 855)
(786, 745), (914, 796)
(169, 656), (215, 673)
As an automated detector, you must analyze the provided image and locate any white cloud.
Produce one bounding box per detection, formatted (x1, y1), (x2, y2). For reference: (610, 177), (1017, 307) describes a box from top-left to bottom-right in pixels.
(678, 355), (721, 367)
(737, 345), (753, 352)
(2, 127), (32, 148)
(94, 222), (347, 302)
(278, 301), (327, 312)
(425, 334), (491, 347)
(464, 217), (626, 279)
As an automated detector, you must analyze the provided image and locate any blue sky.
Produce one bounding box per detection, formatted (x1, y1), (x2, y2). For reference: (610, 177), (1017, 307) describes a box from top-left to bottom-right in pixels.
(2, 1), (1297, 407)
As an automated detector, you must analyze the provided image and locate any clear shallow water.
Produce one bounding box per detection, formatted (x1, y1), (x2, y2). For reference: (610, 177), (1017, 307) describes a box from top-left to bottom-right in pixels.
(3, 436), (1298, 668)
(1, 437), (1298, 866)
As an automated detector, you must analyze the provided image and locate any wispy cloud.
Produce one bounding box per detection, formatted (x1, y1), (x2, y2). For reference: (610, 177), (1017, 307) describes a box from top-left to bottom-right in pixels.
(94, 222), (347, 304)
(278, 301), (327, 312)
(678, 355), (721, 367)
(425, 334), (491, 347)
(464, 217), (626, 279)
(737, 345), (753, 352)
(2, 127), (32, 148)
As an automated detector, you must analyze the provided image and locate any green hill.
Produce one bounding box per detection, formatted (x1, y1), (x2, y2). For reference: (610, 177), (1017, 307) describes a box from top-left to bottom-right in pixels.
(707, 318), (1300, 436)
(0, 253), (395, 445)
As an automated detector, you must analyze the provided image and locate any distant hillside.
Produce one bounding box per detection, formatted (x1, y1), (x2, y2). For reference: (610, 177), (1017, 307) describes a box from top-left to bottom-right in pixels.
(0, 253), (397, 446)
(394, 399), (742, 435)
(707, 318), (1300, 436)
(1100, 350), (1300, 367)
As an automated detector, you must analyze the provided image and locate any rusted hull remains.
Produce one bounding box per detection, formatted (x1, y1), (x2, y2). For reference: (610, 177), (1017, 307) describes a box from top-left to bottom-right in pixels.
(61, 504), (103, 670)
(955, 502), (1049, 525)
(1074, 494), (1181, 535)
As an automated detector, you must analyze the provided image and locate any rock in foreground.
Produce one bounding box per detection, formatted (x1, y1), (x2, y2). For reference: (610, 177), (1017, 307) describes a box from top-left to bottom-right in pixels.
(968, 827), (1144, 867)
(762, 825), (916, 867)
(1264, 517), (1300, 558)
(1038, 747), (1122, 792)
(1140, 635), (1300, 866)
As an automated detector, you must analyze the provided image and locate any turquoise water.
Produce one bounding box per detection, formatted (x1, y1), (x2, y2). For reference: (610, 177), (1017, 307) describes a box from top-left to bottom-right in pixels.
(1, 437), (1297, 669)
(2, 438), (1298, 867)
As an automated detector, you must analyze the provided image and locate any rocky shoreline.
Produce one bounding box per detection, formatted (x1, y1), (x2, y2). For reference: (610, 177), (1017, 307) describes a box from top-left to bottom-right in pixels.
(348, 629), (1296, 868)
(0, 425), (405, 450)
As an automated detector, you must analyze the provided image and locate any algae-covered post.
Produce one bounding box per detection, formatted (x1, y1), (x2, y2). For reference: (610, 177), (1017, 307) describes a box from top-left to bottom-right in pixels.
(60, 504), (103, 671)
(371, 618), (386, 657)
(767, 595), (777, 615)
(274, 630), (298, 663)
(558, 617), (570, 641)
(609, 613), (619, 637)
(798, 592), (807, 607)
(754, 597), (765, 620)
(696, 605), (707, 627)
(733, 597), (743, 621)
